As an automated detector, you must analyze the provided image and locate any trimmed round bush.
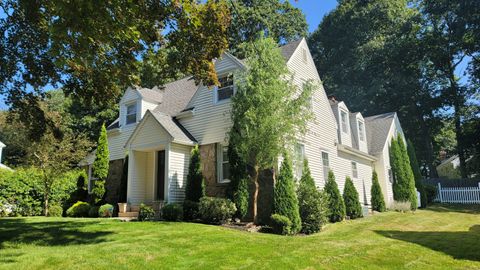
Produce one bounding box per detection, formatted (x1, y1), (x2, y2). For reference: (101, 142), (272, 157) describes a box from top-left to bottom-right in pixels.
(47, 204), (63, 217)
(343, 177), (363, 219)
(183, 200), (199, 221)
(162, 203), (183, 221)
(324, 171), (346, 222)
(89, 206), (100, 217)
(66, 201), (91, 217)
(270, 214), (292, 235)
(99, 204), (114, 218)
(138, 203), (155, 221)
(199, 197), (236, 224)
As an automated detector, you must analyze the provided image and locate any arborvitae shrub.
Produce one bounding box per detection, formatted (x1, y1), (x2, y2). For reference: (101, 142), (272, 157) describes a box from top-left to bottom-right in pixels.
(397, 136), (418, 209)
(297, 159), (329, 234)
(273, 154), (301, 234)
(183, 200), (199, 221)
(185, 145), (205, 203)
(233, 178), (249, 219)
(92, 123), (109, 204)
(407, 140), (427, 208)
(343, 177), (363, 219)
(370, 171), (386, 212)
(324, 170), (346, 222)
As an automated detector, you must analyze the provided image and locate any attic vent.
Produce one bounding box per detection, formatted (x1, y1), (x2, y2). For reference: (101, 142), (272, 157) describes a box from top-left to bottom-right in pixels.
(302, 48), (307, 64)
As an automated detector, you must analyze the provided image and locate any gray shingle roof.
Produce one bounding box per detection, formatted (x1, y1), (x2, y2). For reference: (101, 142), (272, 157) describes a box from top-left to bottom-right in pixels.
(365, 112), (396, 154)
(280, 39), (303, 61)
(150, 111), (196, 144)
(152, 76), (199, 116)
(137, 87), (164, 103)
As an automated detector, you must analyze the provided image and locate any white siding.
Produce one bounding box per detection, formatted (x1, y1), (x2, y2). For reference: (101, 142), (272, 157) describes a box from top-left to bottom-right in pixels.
(168, 143), (192, 203)
(108, 125), (136, 160)
(126, 150), (155, 205)
(179, 55), (241, 145)
(129, 113), (172, 150)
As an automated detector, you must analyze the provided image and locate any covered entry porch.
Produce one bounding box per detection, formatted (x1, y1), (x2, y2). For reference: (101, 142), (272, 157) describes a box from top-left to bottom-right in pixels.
(119, 110), (195, 217)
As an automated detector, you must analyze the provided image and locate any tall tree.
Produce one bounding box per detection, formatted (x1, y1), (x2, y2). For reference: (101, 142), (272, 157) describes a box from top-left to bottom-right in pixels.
(92, 123), (109, 204)
(407, 139), (427, 208)
(421, 0), (480, 178)
(370, 171), (386, 212)
(343, 177), (363, 219)
(309, 0), (441, 177)
(227, 0), (307, 54)
(390, 136), (417, 209)
(324, 170), (346, 223)
(0, 0), (230, 137)
(228, 35), (312, 223)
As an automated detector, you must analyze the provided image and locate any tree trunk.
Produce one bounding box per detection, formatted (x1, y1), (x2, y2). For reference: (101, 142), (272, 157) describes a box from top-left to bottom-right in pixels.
(251, 166), (260, 224)
(449, 72), (468, 178)
(44, 192), (49, 217)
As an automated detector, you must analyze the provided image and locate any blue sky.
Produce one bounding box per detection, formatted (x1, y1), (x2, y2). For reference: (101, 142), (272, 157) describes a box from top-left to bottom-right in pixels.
(0, 1), (338, 110)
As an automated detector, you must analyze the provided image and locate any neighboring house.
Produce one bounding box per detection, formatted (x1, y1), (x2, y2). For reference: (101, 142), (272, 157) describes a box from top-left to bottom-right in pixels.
(0, 141), (12, 171)
(81, 38), (407, 219)
(436, 155), (476, 179)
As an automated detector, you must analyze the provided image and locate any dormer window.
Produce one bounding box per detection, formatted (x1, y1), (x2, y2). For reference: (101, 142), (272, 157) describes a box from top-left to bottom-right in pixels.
(126, 103), (137, 125)
(358, 121), (365, 141)
(341, 110), (348, 133)
(216, 74), (234, 103)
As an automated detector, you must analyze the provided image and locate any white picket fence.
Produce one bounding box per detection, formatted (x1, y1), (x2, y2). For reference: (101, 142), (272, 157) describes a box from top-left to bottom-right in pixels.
(434, 183), (480, 204)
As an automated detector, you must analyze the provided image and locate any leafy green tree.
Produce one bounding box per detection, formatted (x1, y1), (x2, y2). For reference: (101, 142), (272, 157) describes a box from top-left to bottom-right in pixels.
(0, 0), (230, 138)
(297, 159), (329, 234)
(407, 140), (427, 208)
(228, 35), (313, 223)
(370, 171), (386, 212)
(324, 170), (346, 223)
(185, 145), (205, 203)
(227, 0), (307, 54)
(308, 0), (441, 178)
(92, 123), (109, 204)
(227, 138), (249, 219)
(273, 154), (301, 234)
(397, 136), (418, 209)
(343, 177), (363, 219)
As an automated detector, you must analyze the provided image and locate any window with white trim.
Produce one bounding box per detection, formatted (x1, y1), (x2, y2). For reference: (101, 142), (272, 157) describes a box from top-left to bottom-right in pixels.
(88, 165), (96, 194)
(322, 151), (330, 181)
(216, 75), (234, 102)
(358, 121), (365, 141)
(341, 110), (348, 133)
(126, 103), (137, 125)
(294, 143), (305, 179)
(217, 144), (230, 183)
(351, 161), (358, 178)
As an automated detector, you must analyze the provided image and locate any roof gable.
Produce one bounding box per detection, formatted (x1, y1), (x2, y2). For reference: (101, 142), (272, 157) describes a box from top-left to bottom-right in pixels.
(365, 112), (396, 154)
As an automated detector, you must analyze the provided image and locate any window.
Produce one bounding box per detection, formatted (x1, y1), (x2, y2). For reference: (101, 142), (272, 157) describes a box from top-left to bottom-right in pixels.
(126, 103), (137, 125)
(358, 121), (365, 141)
(216, 75), (234, 102)
(388, 169), (394, 183)
(217, 144), (230, 183)
(341, 110), (348, 133)
(322, 151), (330, 181)
(351, 161), (358, 178)
(302, 48), (308, 64)
(294, 143), (305, 179)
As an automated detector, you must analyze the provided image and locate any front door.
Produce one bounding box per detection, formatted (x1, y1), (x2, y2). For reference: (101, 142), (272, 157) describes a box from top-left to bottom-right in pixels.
(156, 150), (166, 201)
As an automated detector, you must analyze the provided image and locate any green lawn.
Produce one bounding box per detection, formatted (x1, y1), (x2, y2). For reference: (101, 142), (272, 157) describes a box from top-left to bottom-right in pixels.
(0, 204), (479, 270)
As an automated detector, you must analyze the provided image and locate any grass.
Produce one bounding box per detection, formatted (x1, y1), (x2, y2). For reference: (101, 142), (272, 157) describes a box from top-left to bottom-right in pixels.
(0, 204), (479, 270)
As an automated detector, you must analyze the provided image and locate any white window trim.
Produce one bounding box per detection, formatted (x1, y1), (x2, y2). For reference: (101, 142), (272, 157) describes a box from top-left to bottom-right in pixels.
(125, 101), (138, 126)
(294, 143), (305, 179)
(322, 151), (330, 180)
(351, 161), (358, 179)
(87, 165), (98, 194)
(340, 110), (349, 134)
(214, 74), (235, 104)
(217, 143), (231, 184)
(358, 120), (365, 142)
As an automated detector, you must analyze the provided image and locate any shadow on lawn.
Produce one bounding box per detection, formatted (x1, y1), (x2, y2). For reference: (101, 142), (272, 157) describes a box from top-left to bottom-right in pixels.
(426, 204), (480, 215)
(0, 218), (113, 249)
(376, 225), (480, 262)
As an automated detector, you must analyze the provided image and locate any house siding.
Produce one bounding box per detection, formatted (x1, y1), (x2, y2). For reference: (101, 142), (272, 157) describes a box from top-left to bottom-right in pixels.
(179, 56), (241, 145)
(168, 143), (191, 203)
(108, 126), (135, 161)
(129, 114), (172, 150)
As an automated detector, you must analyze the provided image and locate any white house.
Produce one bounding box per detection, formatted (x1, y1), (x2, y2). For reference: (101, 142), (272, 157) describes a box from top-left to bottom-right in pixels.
(0, 141), (12, 171)
(82, 38), (407, 219)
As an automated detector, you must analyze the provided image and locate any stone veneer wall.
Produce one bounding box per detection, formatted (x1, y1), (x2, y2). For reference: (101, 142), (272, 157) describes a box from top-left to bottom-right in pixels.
(199, 143), (229, 197)
(105, 159), (127, 205)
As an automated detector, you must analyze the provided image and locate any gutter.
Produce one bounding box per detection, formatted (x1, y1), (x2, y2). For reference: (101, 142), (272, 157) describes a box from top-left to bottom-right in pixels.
(337, 144), (377, 162)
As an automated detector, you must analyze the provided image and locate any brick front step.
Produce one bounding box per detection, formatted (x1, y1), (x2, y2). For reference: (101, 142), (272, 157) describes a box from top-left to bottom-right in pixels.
(118, 212), (139, 218)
